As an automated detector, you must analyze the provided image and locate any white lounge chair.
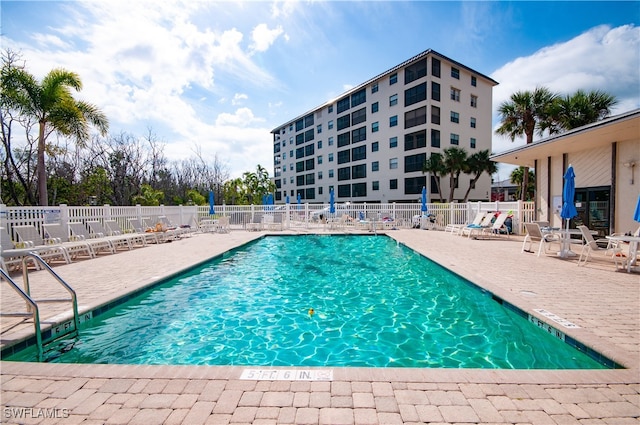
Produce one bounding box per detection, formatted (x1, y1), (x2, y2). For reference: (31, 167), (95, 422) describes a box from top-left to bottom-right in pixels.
(445, 212), (484, 235)
(577, 225), (623, 268)
(521, 223), (561, 257)
(216, 216), (231, 233)
(246, 213), (263, 231)
(42, 223), (95, 260)
(68, 221), (116, 255)
(481, 213), (511, 239)
(11, 224), (71, 265)
(0, 226), (48, 271)
(86, 221), (138, 251)
(461, 213), (494, 238)
(128, 218), (162, 244)
(105, 220), (148, 247)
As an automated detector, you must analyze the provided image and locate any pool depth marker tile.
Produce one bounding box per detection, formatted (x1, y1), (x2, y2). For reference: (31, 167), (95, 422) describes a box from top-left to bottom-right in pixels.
(240, 369), (333, 381)
(533, 308), (580, 329)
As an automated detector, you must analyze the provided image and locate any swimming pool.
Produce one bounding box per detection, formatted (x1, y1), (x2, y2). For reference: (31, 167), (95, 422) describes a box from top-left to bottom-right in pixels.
(7, 235), (608, 368)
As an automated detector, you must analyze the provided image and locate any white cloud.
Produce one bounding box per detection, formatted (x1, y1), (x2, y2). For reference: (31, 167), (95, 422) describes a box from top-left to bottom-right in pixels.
(250, 23), (285, 53)
(491, 24), (640, 155)
(232, 93), (248, 106)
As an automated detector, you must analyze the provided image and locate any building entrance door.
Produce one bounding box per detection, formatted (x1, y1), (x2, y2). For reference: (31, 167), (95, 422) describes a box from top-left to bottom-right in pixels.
(572, 186), (610, 236)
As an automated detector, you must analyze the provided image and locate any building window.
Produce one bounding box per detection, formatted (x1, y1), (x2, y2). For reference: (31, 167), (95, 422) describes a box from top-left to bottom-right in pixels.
(337, 96), (350, 114)
(328, 153), (334, 162)
(296, 147), (304, 159)
(431, 129), (440, 148)
(351, 88), (366, 107)
(352, 126), (366, 143)
(372, 141), (379, 152)
(338, 149), (350, 164)
(305, 158), (314, 170)
(390, 73), (397, 85)
(405, 82), (427, 107)
(317, 124), (322, 134)
(328, 105), (333, 113)
(318, 171), (323, 180)
(431, 82), (440, 101)
(290, 163), (293, 171)
(390, 179), (398, 190)
(338, 184), (350, 197)
(389, 115), (398, 127)
(318, 186), (323, 195)
(305, 143), (314, 156)
(317, 140), (322, 149)
(405, 153), (426, 172)
(337, 167), (350, 181)
(282, 152), (286, 160)
(450, 133), (459, 145)
(470, 95), (478, 108)
(351, 145), (366, 161)
(337, 114), (350, 131)
(372, 122), (379, 132)
(404, 176), (426, 195)
(296, 133), (304, 145)
(295, 118), (304, 132)
(431, 105), (440, 125)
(372, 181), (379, 191)
(337, 132), (350, 147)
(451, 87), (461, 102)
(328, 120), (334, 130)
(470, 137), (476, 149)
(389, 137), (398, 148)
(372, 102), (379, 113)
(430, 175), (440, 194)
(390, 157), (398, 169)
(351, 164), (366, 179)
(389, 94), (398, 107)
(296, 161), (304, 172)
(372, 83), (379, 93)
(351, 107), (366, 125)
(450, 111), (459, 124)
(328, 136), (334, 146)
(404, 107), (426, 129)
(470, 117), (476, 128)
(329, 169), (334, 178)
(471, 76), (477, 87)
(317, 155), (323, 164)
(304, 129), (314, 142)
(451, 67), (460, 79)
(290, 176), (294, 184)
(404, 130), (426, 151)
(305, 173), (315, 184)
(372, 161), (379, 171)
(431, 57), (441, 78)
(405, 58), (427, 84)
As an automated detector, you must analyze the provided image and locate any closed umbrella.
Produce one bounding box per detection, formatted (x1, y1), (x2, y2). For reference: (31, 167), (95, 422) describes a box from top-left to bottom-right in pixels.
(421, 186), (428, 213)
(297, 193), (301, 210)
(634, 195), (640, 223)
(286, 195), (290, 205)
(559, 165), (577, 257)
(209, 191), (215, 215)
(329, 189), (335, 214)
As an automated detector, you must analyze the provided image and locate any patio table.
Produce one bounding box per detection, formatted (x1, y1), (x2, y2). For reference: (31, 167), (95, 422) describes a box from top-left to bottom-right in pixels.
(606, 234), (640, 273)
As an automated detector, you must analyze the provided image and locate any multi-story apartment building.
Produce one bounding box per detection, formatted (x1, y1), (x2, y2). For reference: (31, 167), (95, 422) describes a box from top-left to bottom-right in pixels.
(271, 49), (498, 204)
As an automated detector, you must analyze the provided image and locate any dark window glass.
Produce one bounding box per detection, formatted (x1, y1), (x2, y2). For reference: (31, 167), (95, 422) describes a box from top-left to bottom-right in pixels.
(351, 145), (366, 161)
(432, 82), (440, 101)
(337, 96), (350, 114)
(431, 105), (440, 125)
(305, 188), (315, 199)
(431, 129), (441, 148)
(296, 161), (304, 172)
(305, 173), (315, 185)
(404, 82), (427, 107)
(296, 175), (305, 186)
(451, 67), (460, 79)
(304, 114), (314, 128)
(351, 88), (366, 107)
(296, 133), (304, 145)
(431, 57), (441, 78)
(351, 164), (366, 179)
(352, 126), (366, 143)
(404, 106), (427, 129)
(404, 176), (426, 194)
(390, 73), (397, 85)
(351, 108), (366, 125)
(430, 175), (440, 194)
(338, 184), (351, 197)
(296, 147), (304, 159)
(371, 102), (379, 113)
(337, 132), (350, 147)
(351, 183), (367, 197)
(471, 76), (477, 87)
(305, 144), (314, 156)
(372, 142), (379, 152)
(404, 153), (426, 172)
(337, 114), (351, 131)
(305, 158), (314, 170)
(304, 128), (314, 142)
(405, 59), (427, 84)
(295, 119), (304, 132)
(337, 167), (350, 181)
(404, 130), (426, 151)
(337, 149), (350, 164)
(390, 179), (398, 190)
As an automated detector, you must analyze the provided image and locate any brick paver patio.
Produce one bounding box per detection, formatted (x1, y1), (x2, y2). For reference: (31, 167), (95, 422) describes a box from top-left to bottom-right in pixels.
(1, 228), (638, 424)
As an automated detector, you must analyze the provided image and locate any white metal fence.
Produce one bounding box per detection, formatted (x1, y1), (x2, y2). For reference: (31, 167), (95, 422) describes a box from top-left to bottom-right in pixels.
(0, 201), (535, 242)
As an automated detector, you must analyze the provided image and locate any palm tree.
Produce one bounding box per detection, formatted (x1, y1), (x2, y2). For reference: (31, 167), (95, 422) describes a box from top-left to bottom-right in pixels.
(1, 65), (109, 205)
(510, 167), (535, 201)
(495, 86), (558, 200)
(442, 147), (468, 202)
(545, 89), (618, 132)
(422, 153), (446, 203)
(462, 150), (497, 202)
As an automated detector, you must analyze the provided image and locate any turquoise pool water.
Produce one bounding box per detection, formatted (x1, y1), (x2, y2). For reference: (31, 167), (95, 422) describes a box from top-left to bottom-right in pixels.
(8, 235), (605, 368)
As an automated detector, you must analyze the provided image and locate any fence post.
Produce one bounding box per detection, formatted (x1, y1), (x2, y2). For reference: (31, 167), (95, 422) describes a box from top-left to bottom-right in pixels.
(59, 204), (69, 232)
(103, 204), (111, 221)
(517, 200), (524, 235)
(0, 204), (6, 230)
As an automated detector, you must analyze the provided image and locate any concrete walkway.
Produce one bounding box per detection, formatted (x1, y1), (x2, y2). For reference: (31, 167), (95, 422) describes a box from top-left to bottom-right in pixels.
(1, 228), (638, 424)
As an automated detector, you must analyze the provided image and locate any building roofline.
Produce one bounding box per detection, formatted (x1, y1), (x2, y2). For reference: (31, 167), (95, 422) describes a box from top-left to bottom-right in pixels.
(490, 108), (640, 161)
(271, 48), (499, 134)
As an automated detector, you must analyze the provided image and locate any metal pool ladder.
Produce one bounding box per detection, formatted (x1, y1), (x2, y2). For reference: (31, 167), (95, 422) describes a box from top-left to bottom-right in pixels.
(0, 253), (80, 361)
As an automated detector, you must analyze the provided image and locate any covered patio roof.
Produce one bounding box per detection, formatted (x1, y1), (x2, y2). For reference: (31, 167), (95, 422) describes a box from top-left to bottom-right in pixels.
(491, 109), (640, 167)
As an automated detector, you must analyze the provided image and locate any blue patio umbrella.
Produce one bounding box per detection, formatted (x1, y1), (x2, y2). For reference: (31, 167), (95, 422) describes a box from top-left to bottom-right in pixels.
(208, 191), (215, 215)
(560, 165), (577, 222)
(297, 193), (301, 210)
(329, 189), (335, 214)
(634, 195), (640, 223)
(421, 186), (428, 213)
(286, 195), (290, 204)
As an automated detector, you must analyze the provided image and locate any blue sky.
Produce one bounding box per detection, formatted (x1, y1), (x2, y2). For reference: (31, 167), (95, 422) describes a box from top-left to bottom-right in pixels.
(2, 1), (639, 181)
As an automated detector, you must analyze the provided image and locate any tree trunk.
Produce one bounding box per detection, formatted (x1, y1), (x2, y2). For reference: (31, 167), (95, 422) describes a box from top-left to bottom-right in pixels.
(37, 120), (48, 206)
(520, 167), (529, 201)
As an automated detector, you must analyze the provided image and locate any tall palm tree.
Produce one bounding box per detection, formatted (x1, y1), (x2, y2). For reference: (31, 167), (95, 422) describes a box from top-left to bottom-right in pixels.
(545, 89), (618, 132)
(495, 86), (558, 200)
(1, 66), (109, 205)
(442, 147), (468, 202)
(462, 150), (497, 202)
(422, 152), (446, 203)
(510, 167), (535, 201)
